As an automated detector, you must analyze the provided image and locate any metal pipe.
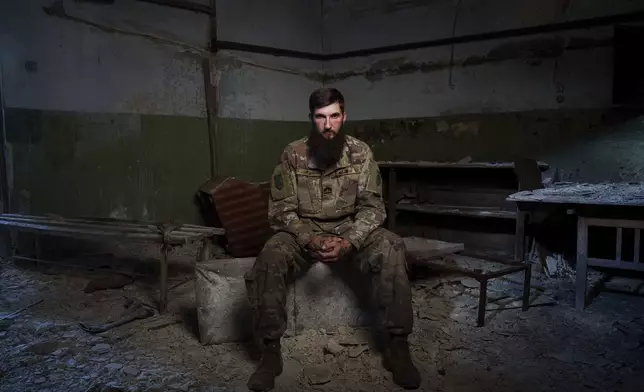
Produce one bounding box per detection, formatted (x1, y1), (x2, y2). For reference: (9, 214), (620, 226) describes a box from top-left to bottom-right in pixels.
(0, 62), (10, 214)
(214, 10), (644, 61)
(203, 0), (218, 179)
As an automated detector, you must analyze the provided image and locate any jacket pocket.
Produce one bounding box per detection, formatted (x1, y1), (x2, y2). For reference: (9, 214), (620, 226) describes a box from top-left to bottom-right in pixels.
(296, 169), (321, 214)
(334, 166), (360, 212)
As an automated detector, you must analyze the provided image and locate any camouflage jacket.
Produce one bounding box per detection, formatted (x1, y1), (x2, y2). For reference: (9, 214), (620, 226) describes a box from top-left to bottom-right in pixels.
(268, 135), (386, 251)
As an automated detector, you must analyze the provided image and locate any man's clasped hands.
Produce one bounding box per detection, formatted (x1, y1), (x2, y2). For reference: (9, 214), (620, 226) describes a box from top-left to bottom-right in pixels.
(306, 235), (354, 263)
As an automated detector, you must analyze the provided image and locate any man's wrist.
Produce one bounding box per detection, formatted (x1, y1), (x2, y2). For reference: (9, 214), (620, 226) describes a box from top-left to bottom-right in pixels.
(339, 232), (361, 251)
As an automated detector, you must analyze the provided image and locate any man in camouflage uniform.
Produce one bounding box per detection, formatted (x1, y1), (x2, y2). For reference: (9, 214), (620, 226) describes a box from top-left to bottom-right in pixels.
(245, 87), (420, 391)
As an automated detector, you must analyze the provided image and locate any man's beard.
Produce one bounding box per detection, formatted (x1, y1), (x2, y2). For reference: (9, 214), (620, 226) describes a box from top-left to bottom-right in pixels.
(307, 128), (346, 169)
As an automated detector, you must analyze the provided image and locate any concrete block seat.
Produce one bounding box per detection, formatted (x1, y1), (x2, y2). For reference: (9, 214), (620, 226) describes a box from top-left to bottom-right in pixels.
(195, 236), (462, 345)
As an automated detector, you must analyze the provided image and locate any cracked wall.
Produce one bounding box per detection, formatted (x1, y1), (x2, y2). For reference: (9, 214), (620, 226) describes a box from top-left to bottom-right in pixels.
(322, 0), (644, 183)
(0, 0), (323, 223)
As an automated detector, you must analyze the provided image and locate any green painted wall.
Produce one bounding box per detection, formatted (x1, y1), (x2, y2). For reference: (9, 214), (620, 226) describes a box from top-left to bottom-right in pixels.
(5, 108), (308, 223)
(5, 107), (642, 224)
(344, 108), (644, 183)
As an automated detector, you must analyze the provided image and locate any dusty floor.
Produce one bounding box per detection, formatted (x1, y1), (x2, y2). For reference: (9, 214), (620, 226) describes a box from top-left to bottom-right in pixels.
(1, 241), (644, 392)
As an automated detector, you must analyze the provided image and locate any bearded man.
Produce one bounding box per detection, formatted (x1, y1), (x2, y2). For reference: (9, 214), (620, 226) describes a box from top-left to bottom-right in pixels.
(244, 87), (420, 391)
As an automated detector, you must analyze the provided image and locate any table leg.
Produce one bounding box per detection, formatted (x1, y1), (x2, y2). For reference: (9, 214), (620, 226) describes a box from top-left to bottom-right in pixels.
(159, 244), (169, 313)
(197, 238), (211, 262)
(522, 263), (532, 311)
(514, 211), (527, 262)
(477, 278), (488, 327)
(575, 217), (588, 310)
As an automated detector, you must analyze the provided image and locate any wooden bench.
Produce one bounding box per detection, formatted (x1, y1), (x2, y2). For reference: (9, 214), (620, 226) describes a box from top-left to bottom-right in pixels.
(404, 236), (531, 326)
(0, 213), (225, 312)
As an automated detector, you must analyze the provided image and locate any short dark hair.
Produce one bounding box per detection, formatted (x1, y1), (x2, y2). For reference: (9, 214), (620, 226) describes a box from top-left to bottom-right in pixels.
(309, 87), (345, 113)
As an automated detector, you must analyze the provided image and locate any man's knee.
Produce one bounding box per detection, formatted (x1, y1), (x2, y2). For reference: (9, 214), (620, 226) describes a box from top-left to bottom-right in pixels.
(367, 228), (406, 256)
(254, 232), (299, 272)
(379, 229), (406, 254)
(245, 232), (298, 298)
(359, 228), (407, 272)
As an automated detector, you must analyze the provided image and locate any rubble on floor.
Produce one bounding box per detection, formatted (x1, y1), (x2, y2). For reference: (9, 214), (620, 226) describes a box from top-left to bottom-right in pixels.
(1, 243), (644, 392)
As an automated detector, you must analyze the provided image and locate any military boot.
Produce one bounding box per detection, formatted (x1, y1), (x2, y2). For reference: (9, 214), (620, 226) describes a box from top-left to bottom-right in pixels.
(383, 335), (421, 390)
(247, 339), (283, 391)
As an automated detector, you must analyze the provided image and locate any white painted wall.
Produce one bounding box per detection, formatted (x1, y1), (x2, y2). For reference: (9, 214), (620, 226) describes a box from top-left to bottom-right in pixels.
(323, 0), (644, 53)
(217, 0), (323, 54)
(0, 0), (209, 117)
(320, 0), (644, 119)
(216, 51), (321, 121)
(215, 0), (323, 121)
(0, 0), (323, 121)
(324, 28), (613, 119)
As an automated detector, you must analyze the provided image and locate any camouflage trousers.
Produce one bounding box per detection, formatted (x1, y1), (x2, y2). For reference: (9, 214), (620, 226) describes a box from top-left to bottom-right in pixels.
(244, 228), (414, 341)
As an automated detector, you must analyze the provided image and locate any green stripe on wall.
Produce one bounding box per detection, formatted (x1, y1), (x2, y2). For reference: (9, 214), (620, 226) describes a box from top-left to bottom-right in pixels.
(4, 107), (642, 224)
(5, 108), (307, 223)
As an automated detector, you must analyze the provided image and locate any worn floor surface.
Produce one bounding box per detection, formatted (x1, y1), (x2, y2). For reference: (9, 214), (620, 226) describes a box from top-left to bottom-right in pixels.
(1, 242), (644, 392)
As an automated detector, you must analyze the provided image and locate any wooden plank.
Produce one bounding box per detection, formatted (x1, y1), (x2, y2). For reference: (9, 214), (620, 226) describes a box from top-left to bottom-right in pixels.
(403, 237), (464, 260)
(415, 187), (514, 208)
(635, 229), (641, 263)
(0, 219), (202, 245)
(616, 227), (623, 261)
(515, 211), (527, 262)
(0, 215), (223, 237)
(394, 222), (515, 254)
(0, 213), (223, 235)
(378, 160), (549, 170)
(585, 218), (644, 229)
(414, 253), (527, 277)
(576, 217), (589, 310)
(588, 258), (644, 272)
(397, 202), (516, 219)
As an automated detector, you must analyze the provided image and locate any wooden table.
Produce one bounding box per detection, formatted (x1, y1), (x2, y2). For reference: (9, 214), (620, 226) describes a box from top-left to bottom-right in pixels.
(507, 182), (644, 309)
(0, 213), (225, 312)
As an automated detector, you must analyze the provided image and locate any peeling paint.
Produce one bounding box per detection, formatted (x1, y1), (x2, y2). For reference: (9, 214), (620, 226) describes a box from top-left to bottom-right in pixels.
(320, 35), (611, 84)
(434, 120), (478, 136)
(436, 120), (449, 133)
(487, 36), (566, 60)
(453, 121), (479, 137)
(325, 0), (434, 19)
(109, 206), (129, 220)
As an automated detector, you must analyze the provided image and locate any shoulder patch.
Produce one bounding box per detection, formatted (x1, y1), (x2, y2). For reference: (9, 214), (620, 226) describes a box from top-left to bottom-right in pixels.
(273, 173), (284, 190)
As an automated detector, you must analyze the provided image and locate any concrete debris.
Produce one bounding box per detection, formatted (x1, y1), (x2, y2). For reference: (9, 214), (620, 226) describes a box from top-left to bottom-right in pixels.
(338, 333), (370, 346)
(84, 275), (135, 293)
(303, 364), (332, 385)
(121, 365), (139, 376)
(106, 363), (124, 371)
(91, 343), (112, 354)
(348, 345), (368, 358)
(27, 340), (59, 355)
(324, 338), (345, 355)
(3, 246), (644, 391)
(460, 278), (479, 289)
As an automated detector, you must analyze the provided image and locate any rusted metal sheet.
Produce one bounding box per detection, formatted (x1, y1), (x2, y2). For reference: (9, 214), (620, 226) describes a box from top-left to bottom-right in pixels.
(199, 177), (273, 257)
